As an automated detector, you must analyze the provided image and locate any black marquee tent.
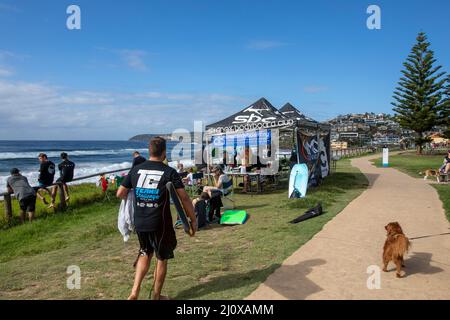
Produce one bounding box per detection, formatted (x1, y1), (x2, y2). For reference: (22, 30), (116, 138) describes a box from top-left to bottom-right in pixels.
(279, 102), (308, 121)
(204, 97), (332, 186)
(279, 102), (330, 132)
(205, 98), (294, 135)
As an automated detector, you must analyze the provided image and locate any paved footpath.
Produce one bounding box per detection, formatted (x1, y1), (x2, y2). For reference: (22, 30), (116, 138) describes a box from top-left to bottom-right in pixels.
(247, 155), (450, 299)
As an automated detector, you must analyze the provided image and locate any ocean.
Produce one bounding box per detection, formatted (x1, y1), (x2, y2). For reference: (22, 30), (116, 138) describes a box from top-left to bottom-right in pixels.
(0, 140), (195, 189)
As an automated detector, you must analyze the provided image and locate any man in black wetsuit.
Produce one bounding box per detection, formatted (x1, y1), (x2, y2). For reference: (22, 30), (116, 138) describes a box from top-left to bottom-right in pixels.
(36, 153), (55, 206)
(50, 152), (75, 207)
(117, 137), (196, 300)
(131, 151), (146, 168)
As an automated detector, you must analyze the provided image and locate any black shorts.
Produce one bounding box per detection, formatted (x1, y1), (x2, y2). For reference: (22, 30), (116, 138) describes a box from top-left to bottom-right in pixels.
(136, 231), (177, 260)
(211, 189), (223, 198)
(19, 195), (36, 212)
(56, 177), (72, 184)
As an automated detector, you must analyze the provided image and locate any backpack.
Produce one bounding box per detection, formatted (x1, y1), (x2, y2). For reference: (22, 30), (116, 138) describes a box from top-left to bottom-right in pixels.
(195, 200), (208, 228)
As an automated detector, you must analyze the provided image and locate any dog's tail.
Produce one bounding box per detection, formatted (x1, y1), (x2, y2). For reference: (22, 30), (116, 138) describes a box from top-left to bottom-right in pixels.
(395, 235), (411, 256)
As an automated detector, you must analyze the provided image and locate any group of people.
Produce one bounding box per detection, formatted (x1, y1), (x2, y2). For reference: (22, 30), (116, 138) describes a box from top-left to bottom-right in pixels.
(175, 164), (232, 228)
(6, 152), (75, 222)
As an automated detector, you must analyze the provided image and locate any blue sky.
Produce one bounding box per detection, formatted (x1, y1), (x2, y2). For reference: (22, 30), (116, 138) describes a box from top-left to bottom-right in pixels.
(0, 0), (449, 140)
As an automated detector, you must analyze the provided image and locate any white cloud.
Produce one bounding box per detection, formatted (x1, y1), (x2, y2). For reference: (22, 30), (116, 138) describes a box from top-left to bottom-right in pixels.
(0, 67), (13, 77)
(119, 49), (148, 71)
(0, 50), (28, 77)
(246, 40), (288, 50)
(303, 86), (329, 93)
(0, 3), (19, 12)
(0, 79), (248, 139)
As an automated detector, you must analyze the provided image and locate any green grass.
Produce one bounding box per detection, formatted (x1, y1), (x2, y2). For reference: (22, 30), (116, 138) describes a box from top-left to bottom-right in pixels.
(0, 183), (118, 229)
(372, 152), (450, 222)
(0, 159), (368, 300)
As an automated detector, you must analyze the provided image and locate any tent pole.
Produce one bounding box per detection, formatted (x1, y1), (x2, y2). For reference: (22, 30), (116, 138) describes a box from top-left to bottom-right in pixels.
(294, 127), (300, 164)
(205, 133), (210, 179)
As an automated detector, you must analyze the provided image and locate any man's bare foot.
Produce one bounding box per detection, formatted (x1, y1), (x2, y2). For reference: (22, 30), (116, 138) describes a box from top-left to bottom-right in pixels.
(48, 203), (55, 209)
(151, 292), (170, 300)
(128, 292), (139, 300)
(65, 196), (70, 202)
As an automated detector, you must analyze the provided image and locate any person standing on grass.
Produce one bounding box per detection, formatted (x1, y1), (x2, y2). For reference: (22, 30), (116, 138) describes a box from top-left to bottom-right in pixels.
(117, 136), (196, 300)
(131, 151), (146, 168)
(6, 168), (37, 223)
(36, 153), (55, 206)
(440, 150), (450, 174)
(50, 152), (75, 208)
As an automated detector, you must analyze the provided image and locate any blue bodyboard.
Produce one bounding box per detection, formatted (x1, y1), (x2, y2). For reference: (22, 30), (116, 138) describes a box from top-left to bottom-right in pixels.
(288, 164), (309, 198)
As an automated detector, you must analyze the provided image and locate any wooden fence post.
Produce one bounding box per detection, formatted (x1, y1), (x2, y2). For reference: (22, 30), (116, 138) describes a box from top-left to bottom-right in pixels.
(58, 183), (67, 211)
(4, 193), (13, 222)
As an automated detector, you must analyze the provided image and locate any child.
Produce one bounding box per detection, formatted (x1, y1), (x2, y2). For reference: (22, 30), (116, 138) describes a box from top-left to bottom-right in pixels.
(192, 192), (210, 228)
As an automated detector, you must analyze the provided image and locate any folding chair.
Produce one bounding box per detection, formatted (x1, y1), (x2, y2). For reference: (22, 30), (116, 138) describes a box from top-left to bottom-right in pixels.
(186, 172), (204, 197)
(221, 178), (235, 209)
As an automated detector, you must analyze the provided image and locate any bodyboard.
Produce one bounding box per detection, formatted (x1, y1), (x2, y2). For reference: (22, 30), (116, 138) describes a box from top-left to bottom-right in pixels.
(166, 182), (194, 236)
(288, 163), (308, 198)
(220, 210), (247, 225)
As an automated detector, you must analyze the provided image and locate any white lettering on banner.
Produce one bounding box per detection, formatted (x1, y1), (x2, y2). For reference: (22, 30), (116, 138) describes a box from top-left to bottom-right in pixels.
(319, 138), (329, 177)
(233, 115), (248, 124)
(208, 119), (294, 135)
(243, 105), (269, 117)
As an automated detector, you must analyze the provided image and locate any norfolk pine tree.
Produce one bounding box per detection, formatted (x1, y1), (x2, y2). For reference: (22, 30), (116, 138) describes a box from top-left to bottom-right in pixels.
(442, 75), (450, 139)
(392, 32), (447, 154)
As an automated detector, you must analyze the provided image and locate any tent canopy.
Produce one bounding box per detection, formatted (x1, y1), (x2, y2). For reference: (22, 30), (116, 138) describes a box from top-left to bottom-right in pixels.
(280, 102), (330, 132)
(205, 97), (330, 136)
(279, 103), (317, 123)
(206, 98), (294, 135)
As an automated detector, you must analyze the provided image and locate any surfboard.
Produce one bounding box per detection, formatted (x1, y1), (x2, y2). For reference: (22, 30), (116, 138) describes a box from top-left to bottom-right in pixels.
(288, 163), (308, 198)
(166, 182), (194, 236)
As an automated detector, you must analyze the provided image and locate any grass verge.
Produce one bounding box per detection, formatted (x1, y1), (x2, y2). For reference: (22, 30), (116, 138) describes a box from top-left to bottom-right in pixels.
(0, 184), (117, 229)
(0, 159), (368, 300)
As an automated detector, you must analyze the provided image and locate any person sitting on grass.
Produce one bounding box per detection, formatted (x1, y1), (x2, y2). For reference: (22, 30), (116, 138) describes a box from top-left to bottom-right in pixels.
(192, 192), (210, 229)
(439, 150), (450, 174)
(50, 152), (75, 208)
(203, 165), (231, 222)
(36, 153), (55, 206)
(6, 168), (37, 223)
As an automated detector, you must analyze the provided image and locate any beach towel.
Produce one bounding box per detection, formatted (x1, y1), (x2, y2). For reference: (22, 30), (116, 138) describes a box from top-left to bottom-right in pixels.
(118, 191), (135, 242)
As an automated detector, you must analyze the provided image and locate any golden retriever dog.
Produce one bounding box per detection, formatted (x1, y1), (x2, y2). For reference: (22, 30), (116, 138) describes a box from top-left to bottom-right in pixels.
(383, 222), (411, 278)
(419, 169), (440, 182)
